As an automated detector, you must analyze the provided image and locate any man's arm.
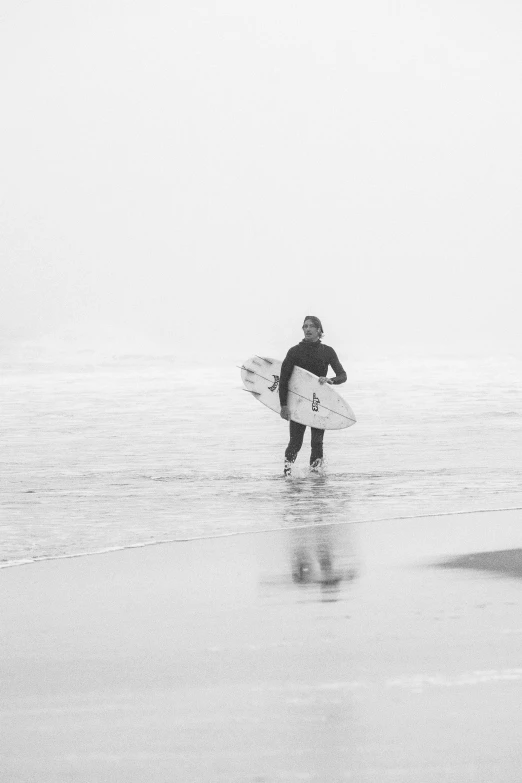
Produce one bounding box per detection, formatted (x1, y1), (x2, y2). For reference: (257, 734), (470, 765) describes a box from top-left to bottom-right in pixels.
(279, 348), (296, 408)
(328, 348), (347, 385)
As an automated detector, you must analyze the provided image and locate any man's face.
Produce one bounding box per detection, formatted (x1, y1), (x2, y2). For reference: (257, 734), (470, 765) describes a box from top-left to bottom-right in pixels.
(302, 320), (321, 342)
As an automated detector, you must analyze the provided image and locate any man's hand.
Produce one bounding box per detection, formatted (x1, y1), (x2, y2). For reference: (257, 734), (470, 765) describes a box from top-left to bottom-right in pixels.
(318, 377), (333, 385)
(280, 405), (291, 420)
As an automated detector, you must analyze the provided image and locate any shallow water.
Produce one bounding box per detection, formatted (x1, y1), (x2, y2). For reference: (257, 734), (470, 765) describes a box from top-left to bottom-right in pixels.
(1, 354), (521, 567)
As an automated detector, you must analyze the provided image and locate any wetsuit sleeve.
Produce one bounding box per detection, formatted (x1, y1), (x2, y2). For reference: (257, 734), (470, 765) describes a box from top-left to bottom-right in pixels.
(279, 349), (296, 406)
(328, 348), (347, 385)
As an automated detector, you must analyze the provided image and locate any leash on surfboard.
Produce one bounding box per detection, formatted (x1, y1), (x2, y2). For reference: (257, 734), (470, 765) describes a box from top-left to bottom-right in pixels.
(237, 365), (356, 424)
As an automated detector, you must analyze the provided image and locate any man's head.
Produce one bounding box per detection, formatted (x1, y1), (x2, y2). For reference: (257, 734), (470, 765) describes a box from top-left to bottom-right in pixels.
(302, 316), (323, 342)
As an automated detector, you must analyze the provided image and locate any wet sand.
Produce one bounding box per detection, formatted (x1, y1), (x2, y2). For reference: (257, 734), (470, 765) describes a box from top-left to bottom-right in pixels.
(1, 509), (522, 782)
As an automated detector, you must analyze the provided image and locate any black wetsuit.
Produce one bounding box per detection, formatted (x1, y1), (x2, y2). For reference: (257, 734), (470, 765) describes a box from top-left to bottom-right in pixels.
(279, 340), (347, 465)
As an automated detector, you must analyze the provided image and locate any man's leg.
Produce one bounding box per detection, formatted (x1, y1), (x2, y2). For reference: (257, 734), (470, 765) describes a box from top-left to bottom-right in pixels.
(284, 421), (306, 474)
(310, 427), (325, 467)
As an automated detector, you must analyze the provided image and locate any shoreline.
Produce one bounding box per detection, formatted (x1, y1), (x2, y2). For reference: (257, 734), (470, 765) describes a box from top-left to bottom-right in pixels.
(2, 503), (522, 572)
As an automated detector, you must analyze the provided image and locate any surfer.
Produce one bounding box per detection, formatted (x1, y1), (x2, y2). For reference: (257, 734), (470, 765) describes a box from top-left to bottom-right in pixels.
(279, 316), (347, 476)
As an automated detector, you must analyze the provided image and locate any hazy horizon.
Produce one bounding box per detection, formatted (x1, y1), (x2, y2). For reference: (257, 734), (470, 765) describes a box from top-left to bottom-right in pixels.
(2, 0), (521, 364)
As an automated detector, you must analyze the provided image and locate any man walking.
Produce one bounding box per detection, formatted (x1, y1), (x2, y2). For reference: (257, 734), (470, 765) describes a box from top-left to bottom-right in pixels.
(279, 316), (347, 476)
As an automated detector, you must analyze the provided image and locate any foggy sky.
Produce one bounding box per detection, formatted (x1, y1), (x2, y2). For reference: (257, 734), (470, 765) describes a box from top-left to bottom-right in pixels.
(1, 0), (521, 361)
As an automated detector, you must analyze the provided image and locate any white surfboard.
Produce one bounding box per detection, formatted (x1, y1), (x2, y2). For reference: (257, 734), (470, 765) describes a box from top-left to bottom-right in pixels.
(240, 356), (356, 430)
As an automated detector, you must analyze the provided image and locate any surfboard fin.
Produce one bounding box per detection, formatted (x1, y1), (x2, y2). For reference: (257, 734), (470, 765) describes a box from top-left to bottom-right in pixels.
(242, 389), (261, 396)
(256, 356), (273, 364)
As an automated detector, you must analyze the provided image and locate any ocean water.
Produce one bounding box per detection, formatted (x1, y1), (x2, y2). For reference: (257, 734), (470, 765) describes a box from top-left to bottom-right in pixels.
(1, 353), (521, 568)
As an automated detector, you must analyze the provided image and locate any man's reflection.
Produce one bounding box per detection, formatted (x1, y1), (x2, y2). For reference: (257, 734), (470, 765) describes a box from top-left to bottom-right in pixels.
(282, 475), (358, 601)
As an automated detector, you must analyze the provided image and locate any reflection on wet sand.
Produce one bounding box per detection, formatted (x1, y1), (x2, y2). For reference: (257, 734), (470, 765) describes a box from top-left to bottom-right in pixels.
(282, 474), (358, 601)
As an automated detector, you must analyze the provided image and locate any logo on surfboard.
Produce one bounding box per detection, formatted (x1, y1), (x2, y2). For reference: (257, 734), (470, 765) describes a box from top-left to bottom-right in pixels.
(268, 375), (280, 392)
(312, 392), (320, 412)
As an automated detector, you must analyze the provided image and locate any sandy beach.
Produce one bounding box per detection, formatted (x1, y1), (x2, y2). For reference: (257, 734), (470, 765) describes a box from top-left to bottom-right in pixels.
(2, 508), (522, 782)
